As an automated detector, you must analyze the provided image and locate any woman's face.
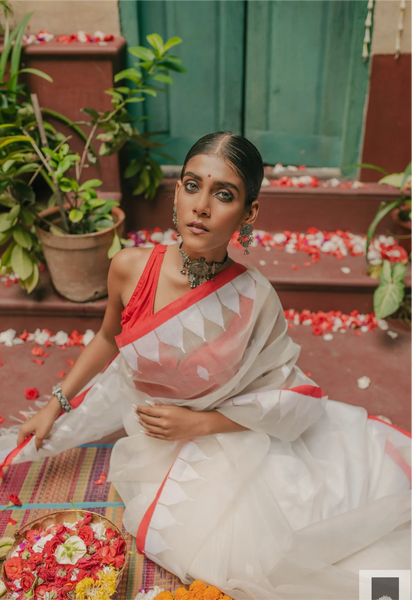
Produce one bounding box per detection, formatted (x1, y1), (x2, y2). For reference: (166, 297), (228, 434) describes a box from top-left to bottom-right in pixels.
(174, 153), (259, 258)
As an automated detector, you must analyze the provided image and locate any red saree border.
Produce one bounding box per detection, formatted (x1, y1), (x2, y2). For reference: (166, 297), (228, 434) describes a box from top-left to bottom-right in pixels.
(135, 456), (178, 556)
(115, 262), (248, 349)
(367, 415), (411, 439)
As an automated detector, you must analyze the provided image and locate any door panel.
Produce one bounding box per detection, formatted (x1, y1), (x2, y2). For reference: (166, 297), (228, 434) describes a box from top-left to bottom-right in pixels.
(120, 0), (246, 164)
(244, 0), (367, 167)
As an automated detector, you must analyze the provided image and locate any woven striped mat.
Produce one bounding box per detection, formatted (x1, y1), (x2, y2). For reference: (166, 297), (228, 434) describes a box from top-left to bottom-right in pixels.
(0, 445), (183, 599)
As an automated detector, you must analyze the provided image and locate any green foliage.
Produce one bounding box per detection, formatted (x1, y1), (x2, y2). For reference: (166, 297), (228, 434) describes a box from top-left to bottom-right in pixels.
(0, 25), (185, 294)
(373, 260), (406, 319)
(84, 32), (186, 199)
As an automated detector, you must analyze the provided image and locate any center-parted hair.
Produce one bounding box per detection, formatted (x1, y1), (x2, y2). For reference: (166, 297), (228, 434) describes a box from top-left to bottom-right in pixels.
(180, 132), (264, 207)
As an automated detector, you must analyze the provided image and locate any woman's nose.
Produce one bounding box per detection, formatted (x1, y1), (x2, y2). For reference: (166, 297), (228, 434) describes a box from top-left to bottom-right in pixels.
(193, 192), (210, 216)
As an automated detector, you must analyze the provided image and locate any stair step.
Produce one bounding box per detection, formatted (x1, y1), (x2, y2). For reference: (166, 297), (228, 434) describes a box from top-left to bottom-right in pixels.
(1, 243), (410, 321)
(229, 245), (411, 312)
(123, 180), (399, 235)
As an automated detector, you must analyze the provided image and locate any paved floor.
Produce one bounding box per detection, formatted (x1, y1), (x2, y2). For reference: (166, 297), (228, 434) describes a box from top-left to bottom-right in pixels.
(0, 317), (410, 445)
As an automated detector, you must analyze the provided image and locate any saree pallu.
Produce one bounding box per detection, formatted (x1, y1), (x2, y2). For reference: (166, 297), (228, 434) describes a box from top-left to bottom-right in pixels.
(1, 262), (410, 600)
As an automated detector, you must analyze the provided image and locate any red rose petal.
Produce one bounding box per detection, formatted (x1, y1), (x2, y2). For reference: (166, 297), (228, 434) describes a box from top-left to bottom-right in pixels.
(7, 517), (17, 526)
(58, 371), (66, 377)
(24, 388), (39, 400)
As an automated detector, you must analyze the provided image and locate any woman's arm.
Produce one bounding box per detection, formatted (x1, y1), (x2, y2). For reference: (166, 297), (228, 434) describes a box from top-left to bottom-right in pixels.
(136, 404), (249, 441)
(17, 249), (133, 448)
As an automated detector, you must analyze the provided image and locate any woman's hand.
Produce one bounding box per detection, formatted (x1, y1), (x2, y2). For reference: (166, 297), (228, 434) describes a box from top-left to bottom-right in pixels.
(135, 403), (208, 441)
(135, 402), (249, 440)
(17, 398), (61, 450)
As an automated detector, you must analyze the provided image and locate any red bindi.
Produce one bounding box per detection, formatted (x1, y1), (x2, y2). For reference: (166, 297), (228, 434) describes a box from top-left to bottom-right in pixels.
(208, 174), (211, 177)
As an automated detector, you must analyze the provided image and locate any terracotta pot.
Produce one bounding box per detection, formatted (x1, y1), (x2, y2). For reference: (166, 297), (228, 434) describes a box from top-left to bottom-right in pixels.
(36, 205), (125, 302)
(391, 205), (411, 255)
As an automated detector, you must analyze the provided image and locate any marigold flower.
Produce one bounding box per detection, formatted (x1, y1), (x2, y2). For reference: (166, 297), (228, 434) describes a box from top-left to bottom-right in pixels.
(174, 589), (194, 600)
(189, 581), (208, 593)
(203, 586), (223, 600)
(75, 576), (95, 599)
(154, 592), (174, 600)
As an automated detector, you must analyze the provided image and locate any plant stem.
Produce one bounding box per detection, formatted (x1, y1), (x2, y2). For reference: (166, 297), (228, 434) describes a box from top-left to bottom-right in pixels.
(30, 93), (48, 149)
(22, 127), (70, 232)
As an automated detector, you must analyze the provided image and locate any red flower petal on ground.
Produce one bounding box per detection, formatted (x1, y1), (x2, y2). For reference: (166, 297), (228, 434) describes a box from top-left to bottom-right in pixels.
(44, 352), (50, 358)
(8, 494), (22, 507)
(58, 371), (66, 377)
(31, 347), (44, 357)
(7, 516), (17, 526)
(312, 326), (323, 336)
(0, 415), (3, 424)
(24, 388), (39, 400)
(19, 332), (30, 340)
(32, 358), (44, 365)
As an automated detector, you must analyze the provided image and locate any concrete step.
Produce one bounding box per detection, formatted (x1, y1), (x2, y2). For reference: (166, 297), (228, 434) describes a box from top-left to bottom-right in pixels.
(122, 179), (400, 236)
(1, 241), (410, 320)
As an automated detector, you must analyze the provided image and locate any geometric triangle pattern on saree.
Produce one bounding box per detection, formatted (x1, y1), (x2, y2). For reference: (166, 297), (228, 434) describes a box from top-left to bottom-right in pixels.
(120, 271), (257, 372)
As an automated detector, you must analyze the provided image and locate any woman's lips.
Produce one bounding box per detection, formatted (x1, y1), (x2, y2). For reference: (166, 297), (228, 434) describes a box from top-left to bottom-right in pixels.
(187, 225), (209, 235)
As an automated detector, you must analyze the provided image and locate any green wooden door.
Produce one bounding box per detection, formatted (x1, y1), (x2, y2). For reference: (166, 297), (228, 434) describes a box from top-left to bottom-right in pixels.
(119, 0), (369, 170)
(119, 0), (246, 164)
(244, 0), (370, 169)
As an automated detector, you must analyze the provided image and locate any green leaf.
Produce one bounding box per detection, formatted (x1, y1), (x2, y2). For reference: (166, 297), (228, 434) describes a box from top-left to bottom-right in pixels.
(78, 179), (103, 192)
(50, 226), (65, 236)
(12, 225), (33, 249)
(108, 232), (122, 258)
(20, 208), (35, 226)
(1, 240), (15, 267)
(94, 218), (114, 229)
(157, 58), (186, 73)
(113, 68), (142, 84)
(392, 261), (406, 285)
(0, 135), (33, 149)
(3, 159), (15, 172)
(114, 86), (132, 95)
(146, 33), (164, 53)
(21, 262), (39, 293)
(152, 73), (173, 85)
(81, 107), (100, 120)
(0, 230), (13, 246)
(69, 209), (84, 223)
(346, 163), (390, 176)
(125, 97), (145, 104)
(140, 88), (157, 97)
(163, 37), (182, 53)
(378, 173), (404, 188)
(374, 278), (405, 319)
(0, 195), (16, 208)
(0, 213), (14, 233)
(128, 46), (156, 62)
(11, 244), (33, 280)
(400, 162), (411, 191)
(124, 159), (143, 179)
(10, 67), (53, 84)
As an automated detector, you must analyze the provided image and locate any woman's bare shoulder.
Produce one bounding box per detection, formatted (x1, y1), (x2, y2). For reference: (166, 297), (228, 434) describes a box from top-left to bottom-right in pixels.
(110, 246), (154, 281)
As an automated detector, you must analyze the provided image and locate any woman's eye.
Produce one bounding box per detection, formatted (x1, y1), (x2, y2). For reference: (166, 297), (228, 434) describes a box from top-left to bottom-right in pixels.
(217, 191), (233, 202)
(184, 182), (198, 192)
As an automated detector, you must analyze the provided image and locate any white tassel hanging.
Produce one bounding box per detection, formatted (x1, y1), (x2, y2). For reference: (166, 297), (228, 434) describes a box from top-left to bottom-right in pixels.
(395, 0), (406, 59)
(363, 0), (374, 62)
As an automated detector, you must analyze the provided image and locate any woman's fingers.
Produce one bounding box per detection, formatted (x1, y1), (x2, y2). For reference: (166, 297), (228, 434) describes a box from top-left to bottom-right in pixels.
(141, 422), (168, 435)
(137, 413), (163, 427)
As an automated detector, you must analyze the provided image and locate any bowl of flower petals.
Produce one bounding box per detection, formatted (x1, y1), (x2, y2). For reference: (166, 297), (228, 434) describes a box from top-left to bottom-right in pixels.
(1, 510), (127, 600)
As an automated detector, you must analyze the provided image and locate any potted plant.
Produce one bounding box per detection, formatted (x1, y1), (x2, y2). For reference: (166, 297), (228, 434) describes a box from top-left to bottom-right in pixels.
(353, 162), (411, 321)
(1, 22), (185, 300)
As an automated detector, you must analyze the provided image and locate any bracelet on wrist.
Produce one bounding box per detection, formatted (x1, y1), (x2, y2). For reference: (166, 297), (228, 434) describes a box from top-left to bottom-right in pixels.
(52, 385), (72, 413)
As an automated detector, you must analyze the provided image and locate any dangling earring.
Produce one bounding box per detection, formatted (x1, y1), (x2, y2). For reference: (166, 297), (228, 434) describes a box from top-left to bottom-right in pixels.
(237, 224), (254, 254)
(173, 205), (180, 236)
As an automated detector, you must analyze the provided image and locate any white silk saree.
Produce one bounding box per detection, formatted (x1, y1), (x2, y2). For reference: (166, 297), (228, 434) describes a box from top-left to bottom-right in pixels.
(1, 259), (411, 600)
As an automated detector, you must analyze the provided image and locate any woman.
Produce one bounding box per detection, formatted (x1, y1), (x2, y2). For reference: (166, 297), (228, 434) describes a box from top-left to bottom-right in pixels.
(2, 132), (411, 600)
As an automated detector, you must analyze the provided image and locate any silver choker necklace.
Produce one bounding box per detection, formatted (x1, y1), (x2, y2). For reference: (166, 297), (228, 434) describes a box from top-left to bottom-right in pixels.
(179, 242), (229, 288)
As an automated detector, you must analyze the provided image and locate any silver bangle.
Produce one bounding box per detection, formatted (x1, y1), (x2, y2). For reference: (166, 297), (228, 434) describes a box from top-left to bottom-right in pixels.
(52, 385), (72, 413)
